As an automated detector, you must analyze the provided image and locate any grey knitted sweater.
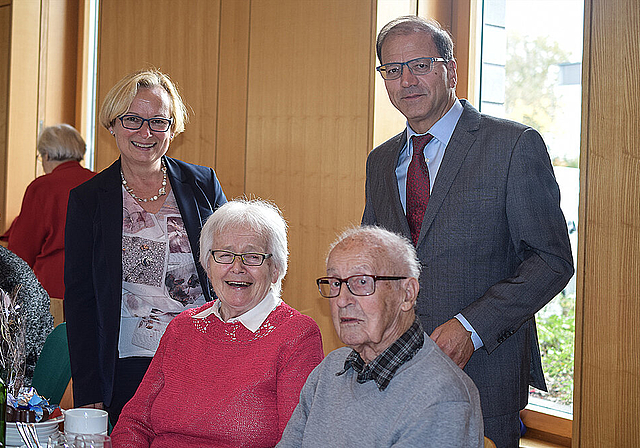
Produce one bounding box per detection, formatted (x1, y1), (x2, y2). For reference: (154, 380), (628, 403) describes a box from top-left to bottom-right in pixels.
(277, 335), (484, 447)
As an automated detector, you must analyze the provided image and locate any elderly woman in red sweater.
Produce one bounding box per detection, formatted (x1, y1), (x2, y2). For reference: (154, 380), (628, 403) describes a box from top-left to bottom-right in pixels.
(111, 198), (324, 447)
(1, 124), (94, 298)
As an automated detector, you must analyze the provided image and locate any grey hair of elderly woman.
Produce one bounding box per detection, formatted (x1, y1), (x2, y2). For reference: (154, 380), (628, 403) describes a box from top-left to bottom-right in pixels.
(328, 226), (421, 279)
(37, 124), (86, 162)
(199, 198), (289, 297)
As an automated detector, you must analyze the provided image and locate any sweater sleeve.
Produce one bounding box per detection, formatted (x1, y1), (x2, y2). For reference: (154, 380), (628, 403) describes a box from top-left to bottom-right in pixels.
(461, 127), (574, 353)
(110, 326), (169, 447)
(7, 182), (45, 268)
(275, 360), (320, 448)
(391, 400), (483, 448)
(276, 318), (324, 437)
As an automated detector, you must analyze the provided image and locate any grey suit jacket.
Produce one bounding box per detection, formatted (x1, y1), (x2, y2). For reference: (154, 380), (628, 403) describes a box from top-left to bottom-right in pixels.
(362, 100), (574, 417)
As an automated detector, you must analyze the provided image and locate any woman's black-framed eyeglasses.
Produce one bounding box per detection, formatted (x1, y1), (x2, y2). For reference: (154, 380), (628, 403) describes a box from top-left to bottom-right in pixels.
(118, 114), (173, 132)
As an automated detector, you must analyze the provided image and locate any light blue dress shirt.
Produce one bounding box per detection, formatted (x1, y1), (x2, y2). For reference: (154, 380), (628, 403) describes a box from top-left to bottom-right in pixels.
(395, 99), (463, 211)
(395, 99), (483, 350)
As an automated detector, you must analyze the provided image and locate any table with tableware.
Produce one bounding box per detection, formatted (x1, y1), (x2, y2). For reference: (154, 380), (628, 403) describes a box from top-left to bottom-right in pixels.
(7, 408), (111, 448)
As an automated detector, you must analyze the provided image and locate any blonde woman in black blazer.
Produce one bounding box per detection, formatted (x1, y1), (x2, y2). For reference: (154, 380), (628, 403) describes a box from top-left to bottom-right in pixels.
(64, 69), (226, 426)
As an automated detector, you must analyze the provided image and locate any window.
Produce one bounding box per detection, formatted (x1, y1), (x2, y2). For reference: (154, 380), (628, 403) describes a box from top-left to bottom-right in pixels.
(480, 0), (584, 417)
(82, 0), (100, 171)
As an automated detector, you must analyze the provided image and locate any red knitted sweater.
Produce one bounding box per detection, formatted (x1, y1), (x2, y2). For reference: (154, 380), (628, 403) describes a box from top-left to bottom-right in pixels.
(111, 301), (324, 448)
(3, 161), (94, 298)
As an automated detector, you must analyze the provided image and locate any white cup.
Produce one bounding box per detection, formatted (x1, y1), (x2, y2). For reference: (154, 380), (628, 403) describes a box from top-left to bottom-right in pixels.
(63, 408), (109, 438)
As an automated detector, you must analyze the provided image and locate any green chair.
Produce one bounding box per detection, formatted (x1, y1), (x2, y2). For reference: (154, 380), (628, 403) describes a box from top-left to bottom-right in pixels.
(31, 322), (71, 406)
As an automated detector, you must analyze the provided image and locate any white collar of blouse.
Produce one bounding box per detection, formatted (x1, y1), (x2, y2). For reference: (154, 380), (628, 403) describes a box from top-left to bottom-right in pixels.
(192, 290), (282, 333)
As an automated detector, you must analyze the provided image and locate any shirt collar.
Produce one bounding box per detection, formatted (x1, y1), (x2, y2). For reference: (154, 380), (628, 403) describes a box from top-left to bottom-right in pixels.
(402, 98), (464, 159)
(336, 317), (425, 391)
(192, 290), (282, 333)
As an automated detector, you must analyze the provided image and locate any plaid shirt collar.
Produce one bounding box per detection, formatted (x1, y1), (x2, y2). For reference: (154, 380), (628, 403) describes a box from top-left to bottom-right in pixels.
(336, 317), (424, 391)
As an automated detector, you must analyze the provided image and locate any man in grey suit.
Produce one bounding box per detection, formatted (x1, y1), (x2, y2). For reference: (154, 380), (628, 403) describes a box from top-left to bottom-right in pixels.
(362, 16), (574, 448)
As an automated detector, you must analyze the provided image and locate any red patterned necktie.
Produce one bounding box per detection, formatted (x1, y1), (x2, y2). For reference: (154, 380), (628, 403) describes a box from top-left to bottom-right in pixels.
(406, 134), (433, 246)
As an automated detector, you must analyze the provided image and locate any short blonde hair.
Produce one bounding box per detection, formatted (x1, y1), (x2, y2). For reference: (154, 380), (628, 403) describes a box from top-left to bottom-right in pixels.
(99, 68), (188, 135)
(37, 124), (86, 161)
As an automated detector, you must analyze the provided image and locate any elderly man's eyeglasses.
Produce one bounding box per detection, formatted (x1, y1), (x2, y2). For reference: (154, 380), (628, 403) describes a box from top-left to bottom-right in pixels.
(119, 115), (173, 132)
(376, 57), (447, 80)
(316, 275), (408, 298)
(210, 250), (272, 266)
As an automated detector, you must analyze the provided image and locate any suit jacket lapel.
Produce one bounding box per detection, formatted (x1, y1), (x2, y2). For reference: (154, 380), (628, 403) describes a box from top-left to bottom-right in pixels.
(416, 100), (480, 247)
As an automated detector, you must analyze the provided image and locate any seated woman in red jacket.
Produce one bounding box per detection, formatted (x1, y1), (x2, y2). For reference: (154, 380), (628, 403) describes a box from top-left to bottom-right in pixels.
(1, 124), (94, 298)
(111, 198), (324, 447)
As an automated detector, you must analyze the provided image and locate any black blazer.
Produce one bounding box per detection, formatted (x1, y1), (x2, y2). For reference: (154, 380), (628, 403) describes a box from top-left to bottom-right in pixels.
(64, 156), (226, 407)
(362, 100), (574, 417)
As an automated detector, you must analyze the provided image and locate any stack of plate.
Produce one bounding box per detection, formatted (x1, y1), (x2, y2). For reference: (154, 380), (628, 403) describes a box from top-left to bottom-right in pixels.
(6, 416), (64, 447)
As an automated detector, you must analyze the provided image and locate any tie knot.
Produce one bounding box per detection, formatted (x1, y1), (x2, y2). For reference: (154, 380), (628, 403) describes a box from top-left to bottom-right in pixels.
(411, 134), (433, 155)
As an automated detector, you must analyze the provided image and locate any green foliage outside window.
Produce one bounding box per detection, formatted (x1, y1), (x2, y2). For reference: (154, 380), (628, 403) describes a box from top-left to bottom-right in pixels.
(532, 293), (575, 406)
(505, 33), (570, 136)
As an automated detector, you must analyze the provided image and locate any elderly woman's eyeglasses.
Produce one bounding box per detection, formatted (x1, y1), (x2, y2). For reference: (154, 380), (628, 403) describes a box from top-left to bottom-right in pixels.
(376, 57), (447, 80)
(316, 275), (408, 298)
(119, 114), (173, 132)
(210, 250), (272, 267)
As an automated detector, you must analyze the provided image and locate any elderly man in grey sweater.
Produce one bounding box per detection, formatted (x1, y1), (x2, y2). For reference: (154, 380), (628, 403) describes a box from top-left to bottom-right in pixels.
(277, 226), (483, 447)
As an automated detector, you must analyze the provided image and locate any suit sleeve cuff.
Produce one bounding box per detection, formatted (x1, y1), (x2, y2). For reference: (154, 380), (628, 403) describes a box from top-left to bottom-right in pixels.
(455, 313), (484, 350)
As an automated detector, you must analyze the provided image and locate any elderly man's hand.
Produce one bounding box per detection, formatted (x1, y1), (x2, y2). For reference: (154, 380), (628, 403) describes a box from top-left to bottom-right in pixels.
(430, 319), (474, 369)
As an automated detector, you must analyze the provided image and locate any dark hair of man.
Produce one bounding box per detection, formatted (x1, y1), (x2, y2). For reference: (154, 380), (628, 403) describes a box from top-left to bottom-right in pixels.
(376, 15), (454, 63)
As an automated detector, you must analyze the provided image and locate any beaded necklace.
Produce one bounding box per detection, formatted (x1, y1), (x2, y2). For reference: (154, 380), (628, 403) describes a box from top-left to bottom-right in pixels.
(120, 159), (168, 203)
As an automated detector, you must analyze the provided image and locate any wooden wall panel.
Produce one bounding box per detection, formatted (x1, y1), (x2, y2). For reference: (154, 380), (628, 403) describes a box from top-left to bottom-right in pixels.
(95, 0), (221, 172)
(245, 0), (376, 352)
(4, 0), (40, 231)
(0, 3), (10, 233)
(44, 0), (79, 128)
(215, 0), (250, 201)
(573, 0), (640, 445)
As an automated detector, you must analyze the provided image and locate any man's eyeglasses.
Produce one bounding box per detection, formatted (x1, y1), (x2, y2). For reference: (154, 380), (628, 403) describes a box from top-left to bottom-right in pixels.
(119, 114), (173, 132)
(376, 57), (447, 80)
(210, 250), (272, 267)
(316, 275), (408, 298)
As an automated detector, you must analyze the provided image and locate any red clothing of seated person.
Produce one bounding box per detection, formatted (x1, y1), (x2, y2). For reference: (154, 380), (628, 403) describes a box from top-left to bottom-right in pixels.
(111, 301), (324, 448)
(3, 160), (94, 298)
